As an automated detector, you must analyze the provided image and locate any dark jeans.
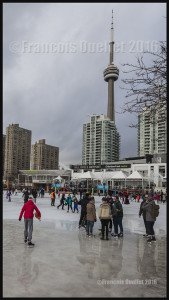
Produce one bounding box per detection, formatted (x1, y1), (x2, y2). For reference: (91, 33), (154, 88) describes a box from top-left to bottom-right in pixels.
(57, 201), (64, 209)
(101, 219), (109, 237)
(143, 218), (148, 234)
(109, 219), (112, 229)
(113, 216), (123, 234)
(146, 221), (155, 236)
(86, 220), (94, 235)
(113, 216), (118, 234)
(67, 203), (72, 211)
(51, 198), (55, 206)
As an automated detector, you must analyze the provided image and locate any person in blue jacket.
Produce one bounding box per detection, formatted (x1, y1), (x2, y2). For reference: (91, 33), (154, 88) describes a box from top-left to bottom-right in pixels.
(66, 194), (73, 212)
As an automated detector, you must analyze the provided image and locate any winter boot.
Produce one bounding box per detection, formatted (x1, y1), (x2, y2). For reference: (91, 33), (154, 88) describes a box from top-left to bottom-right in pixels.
(28, 241), (35, 247)
(118, 232), (123, 237)
(100, 236), (104, 240)
(147, 236), (152, 243)
(24, 237), (28, 243)
(151, 236), (156, 242)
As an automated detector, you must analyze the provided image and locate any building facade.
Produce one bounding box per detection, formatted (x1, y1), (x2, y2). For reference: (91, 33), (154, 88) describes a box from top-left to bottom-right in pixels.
(31, 139), (59, 170)
(138, 100), (167, 156)
(3, 134), (6, 172)
(82, 114), (120, 165)
(4, 124), (32, 180)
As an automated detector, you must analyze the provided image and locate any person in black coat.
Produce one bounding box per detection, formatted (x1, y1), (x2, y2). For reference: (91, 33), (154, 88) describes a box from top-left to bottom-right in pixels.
(139, 197), (147, 237)
(78, 193), (90, 228)
(23, 189), (29, 204)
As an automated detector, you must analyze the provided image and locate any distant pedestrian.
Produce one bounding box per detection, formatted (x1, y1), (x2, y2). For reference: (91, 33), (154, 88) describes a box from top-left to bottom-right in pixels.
(162, 193), (166, 204)
(19, 196), (41, 247)
(15, 189), (18, 196)
(58, 190), (60, 198)
(66, 194), (73, 212)
(72, 194), (79, 213)
(7, 190), (11, 202)
(57, 193), (65, 210)
(23, 189), (29, 204)
(137, 194), (140, 203)
(51, 191), (56, 206)
(32, 189), (37, 203)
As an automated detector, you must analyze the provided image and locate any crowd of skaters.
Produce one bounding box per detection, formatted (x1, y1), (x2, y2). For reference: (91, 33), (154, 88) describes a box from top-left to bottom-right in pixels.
(4, 186), (166, 247)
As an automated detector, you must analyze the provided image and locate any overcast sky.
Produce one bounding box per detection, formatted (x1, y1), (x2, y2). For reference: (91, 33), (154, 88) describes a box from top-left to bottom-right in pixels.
(3, 3), (166, 166)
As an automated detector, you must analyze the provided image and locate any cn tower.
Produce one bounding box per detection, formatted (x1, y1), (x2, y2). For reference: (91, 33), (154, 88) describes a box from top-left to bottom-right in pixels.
(103, 10), (119, 122)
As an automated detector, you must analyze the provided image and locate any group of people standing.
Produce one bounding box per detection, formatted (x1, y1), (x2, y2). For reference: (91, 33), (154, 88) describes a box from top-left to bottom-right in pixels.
(77, 192), (124, 240)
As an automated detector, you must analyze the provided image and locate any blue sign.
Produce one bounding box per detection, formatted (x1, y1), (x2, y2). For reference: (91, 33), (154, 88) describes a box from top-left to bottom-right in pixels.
(98, 185), (108, 189)
(56, 184), (61, 187)
(53, 184), (55, 187)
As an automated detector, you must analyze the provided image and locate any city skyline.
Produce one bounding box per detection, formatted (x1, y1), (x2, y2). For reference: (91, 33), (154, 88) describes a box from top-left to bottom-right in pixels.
(3, 3), (166, 165)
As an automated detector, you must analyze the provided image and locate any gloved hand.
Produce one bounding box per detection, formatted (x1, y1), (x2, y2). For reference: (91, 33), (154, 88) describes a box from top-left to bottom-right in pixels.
(19, 218), (21, 221)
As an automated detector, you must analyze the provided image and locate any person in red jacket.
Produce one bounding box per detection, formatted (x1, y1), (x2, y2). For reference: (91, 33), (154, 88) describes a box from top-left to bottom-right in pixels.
(19, 196), (41, 247)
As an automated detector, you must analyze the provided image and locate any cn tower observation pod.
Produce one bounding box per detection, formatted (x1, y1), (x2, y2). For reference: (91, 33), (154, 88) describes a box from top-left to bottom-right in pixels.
(103, 62), (119, 82)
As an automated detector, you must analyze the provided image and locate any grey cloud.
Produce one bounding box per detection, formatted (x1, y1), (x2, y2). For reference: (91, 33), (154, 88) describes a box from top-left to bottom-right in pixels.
(3, 3), (166, 165)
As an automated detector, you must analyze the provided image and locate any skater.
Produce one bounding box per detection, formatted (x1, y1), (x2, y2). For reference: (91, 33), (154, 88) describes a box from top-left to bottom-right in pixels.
(66, 194), (73, 212)
(15, 188), (18, 196)
(162, 193), (166, 204)
(78, 192), (90, 228)
(142, 194), (158, 243)
(57, 193), (65, 209)
(19, 196), (41, 247)
(32, 189), (37, 203)
(72, 194), (79, 213)
(139, 195), (148, 237)
(23, 189), (29, 204)
(98, 197), (112, 240)
(51, 191), (56, 206)
(58, 190), (60, 198)
(7, 190), (11, 202)
(137, 194), (140, 203)
(113, 196), (124, 237)
(106, 194), (114, 232)
(86, 196), (97, 237)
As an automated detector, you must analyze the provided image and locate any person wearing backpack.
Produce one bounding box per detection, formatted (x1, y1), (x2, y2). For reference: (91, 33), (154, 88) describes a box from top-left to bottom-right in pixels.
(98, 197), (112, 240)
(142, 194), (159, 243)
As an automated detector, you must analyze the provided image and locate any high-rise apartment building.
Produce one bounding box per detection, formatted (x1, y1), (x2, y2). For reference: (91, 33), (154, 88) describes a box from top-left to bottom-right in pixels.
(3, 134), (6, 172)
(82, 114), (120, 165)
(4, 124), (32, 180)
(138, 100), (167, 156)
(82, 10), (120, 164)
(31, 139), (59, 170)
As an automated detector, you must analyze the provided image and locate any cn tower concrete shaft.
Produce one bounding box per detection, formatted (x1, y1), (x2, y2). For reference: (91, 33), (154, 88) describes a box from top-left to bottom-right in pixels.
(103, 10), (119, 122)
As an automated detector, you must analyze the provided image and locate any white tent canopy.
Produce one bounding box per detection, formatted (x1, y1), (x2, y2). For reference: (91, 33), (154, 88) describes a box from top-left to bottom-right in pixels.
(112, 171), (127, 179)
(127, 171), (143, 179)
(54, 176), (63, 181)
(72, 171), (95, 180)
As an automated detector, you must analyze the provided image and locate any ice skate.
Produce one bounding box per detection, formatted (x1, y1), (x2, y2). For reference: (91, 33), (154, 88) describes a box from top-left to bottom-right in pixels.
(27, 241), (35, 247)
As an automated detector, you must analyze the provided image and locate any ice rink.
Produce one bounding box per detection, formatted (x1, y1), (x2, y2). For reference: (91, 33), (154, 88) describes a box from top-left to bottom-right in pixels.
(3, 192), (166, 297)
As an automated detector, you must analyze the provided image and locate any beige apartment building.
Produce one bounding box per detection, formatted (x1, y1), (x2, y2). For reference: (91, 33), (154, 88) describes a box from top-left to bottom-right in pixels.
(31, 139), (59, 170)
(4, 124), (32, 180)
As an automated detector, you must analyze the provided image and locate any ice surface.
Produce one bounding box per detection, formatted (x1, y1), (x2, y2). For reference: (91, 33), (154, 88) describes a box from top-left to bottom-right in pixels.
(3, 192), (167, 297)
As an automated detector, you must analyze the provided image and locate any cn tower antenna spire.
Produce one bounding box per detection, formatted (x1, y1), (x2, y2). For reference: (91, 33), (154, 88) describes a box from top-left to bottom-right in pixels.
(103, 10), (119, 122)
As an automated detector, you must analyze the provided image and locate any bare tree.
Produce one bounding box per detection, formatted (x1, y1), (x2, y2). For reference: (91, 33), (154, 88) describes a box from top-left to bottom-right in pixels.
(119, 41), (166, 127)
